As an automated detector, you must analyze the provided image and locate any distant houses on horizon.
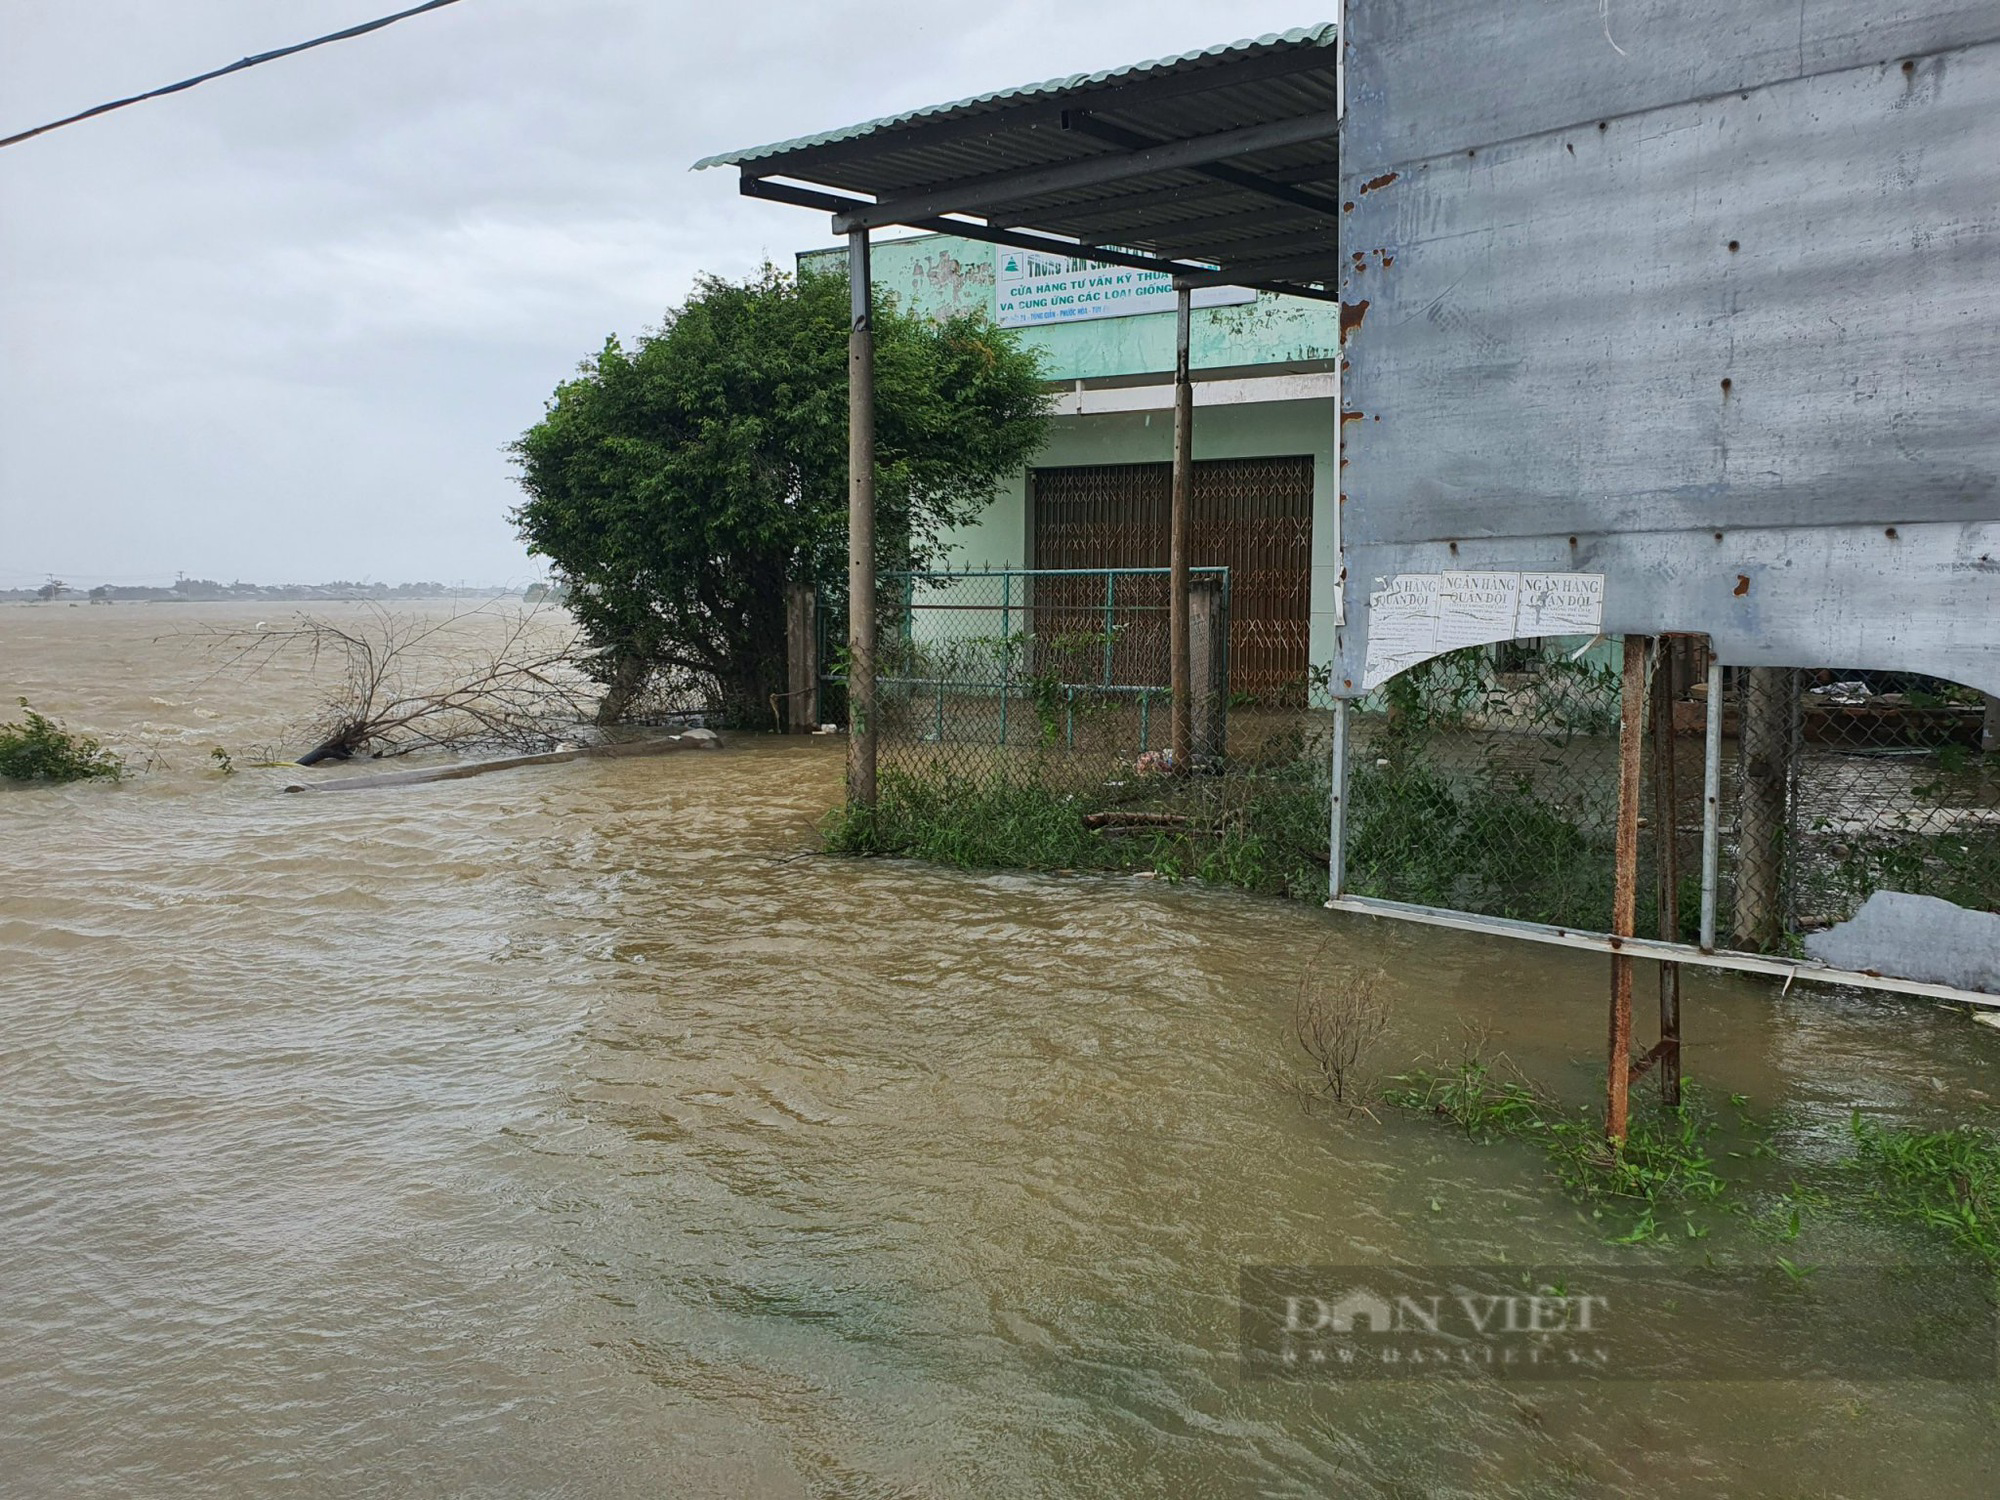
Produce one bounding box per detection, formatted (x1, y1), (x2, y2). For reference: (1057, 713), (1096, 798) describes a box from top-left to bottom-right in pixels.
(1, 577), (544, 604)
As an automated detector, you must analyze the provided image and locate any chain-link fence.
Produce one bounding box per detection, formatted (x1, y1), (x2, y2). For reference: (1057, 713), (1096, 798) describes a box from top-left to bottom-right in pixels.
(822, 565), (1341, 901)
(1343, 642), (2000, 956)
(822, 580), (1999, 950)
(856, 567), (1233, 786)
(1776, 668), (2000, 939)
(1343, 639), (1652, 934)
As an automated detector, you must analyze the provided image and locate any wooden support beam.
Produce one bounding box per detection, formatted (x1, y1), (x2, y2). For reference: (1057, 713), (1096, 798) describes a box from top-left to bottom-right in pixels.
(1188, 573), (1225, 763)
(1606, 635), (1648, 1144)
(1169, 285), (1194, 771)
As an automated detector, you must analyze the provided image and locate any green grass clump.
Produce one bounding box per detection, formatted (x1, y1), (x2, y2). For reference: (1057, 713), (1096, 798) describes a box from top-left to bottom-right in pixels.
(1388, 1058), (1726, 1241)
(821, 759), (1334, 900)
(1391, 1057), (2000, 1265)
(1843, 1115), (2000, 1268)
(1148, 763), (1333, 901)
(822, 767), (1101, 871)
(0, 700), (124, 783)
(1384, 1055), (1546, 1141)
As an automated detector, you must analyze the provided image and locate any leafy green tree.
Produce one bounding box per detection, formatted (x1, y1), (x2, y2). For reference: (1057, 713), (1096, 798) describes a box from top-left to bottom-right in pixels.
(511, 264), (1051, 725)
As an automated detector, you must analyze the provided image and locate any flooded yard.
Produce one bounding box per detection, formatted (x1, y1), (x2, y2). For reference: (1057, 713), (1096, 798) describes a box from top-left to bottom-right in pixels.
(3, 603), (1997, 1497)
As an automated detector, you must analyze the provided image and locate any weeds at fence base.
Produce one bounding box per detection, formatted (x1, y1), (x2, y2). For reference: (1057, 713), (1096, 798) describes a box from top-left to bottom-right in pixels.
(821, 756), (1334, 902)
(821, 766), (1103, 872)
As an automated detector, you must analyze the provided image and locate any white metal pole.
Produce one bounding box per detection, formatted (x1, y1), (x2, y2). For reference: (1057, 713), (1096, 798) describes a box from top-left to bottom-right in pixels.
(1699, 654), (1723, 951)
(1327, 697), (1349, 901)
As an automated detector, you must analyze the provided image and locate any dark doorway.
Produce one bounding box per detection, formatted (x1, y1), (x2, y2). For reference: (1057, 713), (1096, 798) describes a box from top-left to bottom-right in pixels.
(1031, 456), (1313, 701)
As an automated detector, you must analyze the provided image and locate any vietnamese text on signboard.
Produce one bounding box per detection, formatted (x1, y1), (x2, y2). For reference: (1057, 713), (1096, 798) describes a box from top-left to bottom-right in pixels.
(994, 247), (1256, 328)
(1361, 571), (1606, 690)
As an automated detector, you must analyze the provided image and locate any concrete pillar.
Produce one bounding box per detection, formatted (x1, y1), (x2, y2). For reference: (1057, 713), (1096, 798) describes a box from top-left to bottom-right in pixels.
(1188, 574), (1226, 764)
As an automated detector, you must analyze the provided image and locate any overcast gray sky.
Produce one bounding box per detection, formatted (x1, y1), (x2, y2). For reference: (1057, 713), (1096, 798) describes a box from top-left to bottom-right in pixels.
(1, 1), (1325, 588)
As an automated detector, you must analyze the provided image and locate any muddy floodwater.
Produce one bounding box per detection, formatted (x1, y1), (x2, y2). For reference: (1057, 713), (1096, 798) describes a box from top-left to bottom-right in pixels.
(4, 601), (1998, 1498)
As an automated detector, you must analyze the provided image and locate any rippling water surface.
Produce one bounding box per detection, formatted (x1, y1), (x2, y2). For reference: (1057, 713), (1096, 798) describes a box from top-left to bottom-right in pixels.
(4, 601), (1998, 1498)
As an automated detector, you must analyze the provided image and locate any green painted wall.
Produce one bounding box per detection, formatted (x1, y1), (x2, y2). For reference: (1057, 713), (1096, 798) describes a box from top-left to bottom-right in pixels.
(798, 233), (1338, 381)
(798, 232), (1343, 699)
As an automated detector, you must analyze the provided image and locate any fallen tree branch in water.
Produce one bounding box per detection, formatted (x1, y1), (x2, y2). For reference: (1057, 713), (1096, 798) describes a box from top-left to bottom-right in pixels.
(282, 729), (719, 792)
(1082, 811), (1190, 829)
(187, 603), (594, 763)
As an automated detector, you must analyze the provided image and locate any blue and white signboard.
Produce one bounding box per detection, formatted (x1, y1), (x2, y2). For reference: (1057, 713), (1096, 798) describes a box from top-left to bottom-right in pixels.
(994, 247), (1256, 328)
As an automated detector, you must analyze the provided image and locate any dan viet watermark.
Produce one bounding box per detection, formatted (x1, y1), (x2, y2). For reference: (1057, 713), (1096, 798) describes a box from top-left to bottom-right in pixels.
(1240, 1265), (1997, 1381)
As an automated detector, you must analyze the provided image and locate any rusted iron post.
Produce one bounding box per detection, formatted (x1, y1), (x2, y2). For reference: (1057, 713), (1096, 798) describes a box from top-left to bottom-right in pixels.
(1606, 635), (1648, 1144)
(846, 229), (877, 806)
(1651, 638), (1682, 1106)
(1169, 285), (1193, 771)
(785, 583), (818, 733)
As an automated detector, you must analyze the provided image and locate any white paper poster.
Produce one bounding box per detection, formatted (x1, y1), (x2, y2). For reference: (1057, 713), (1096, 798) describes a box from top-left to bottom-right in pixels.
(1434, 572), (1523, 651)
(1361, 570), (1604, 690)
(1360, 574), (1442, 689)
(1518, 572), (1607, 637)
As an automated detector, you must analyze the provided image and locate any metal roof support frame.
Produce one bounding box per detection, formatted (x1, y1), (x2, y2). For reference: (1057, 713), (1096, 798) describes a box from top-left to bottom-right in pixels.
(699, 26), (1342, 300)
(825, 110), (1343, 234)
(847, 230), (876, 808)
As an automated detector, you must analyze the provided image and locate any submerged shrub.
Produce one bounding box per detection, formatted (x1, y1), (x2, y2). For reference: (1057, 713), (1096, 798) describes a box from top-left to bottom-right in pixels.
(0, 700), (124, 783)
(1287, 947), (1391, 1111)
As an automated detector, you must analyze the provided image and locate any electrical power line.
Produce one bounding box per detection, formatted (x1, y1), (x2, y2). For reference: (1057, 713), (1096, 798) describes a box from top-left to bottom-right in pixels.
(0, 0), (468, 151)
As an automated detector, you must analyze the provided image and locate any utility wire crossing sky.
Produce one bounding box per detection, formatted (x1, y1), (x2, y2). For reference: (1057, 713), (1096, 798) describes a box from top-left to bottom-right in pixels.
(0, 1), (468, 150)
(0, 1), (1328, 589)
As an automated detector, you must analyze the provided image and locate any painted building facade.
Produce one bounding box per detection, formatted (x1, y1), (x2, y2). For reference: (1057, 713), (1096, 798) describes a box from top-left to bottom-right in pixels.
(799, 233), (1340, 701)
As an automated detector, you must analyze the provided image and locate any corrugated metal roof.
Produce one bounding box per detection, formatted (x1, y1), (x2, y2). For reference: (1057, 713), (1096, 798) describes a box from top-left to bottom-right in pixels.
(693, 24), (1336, 171)
(699, 25), (1342, 298)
